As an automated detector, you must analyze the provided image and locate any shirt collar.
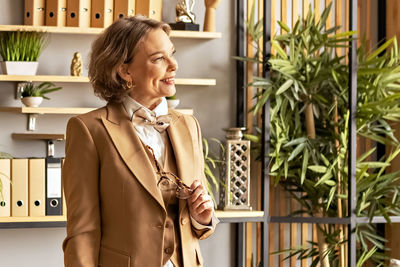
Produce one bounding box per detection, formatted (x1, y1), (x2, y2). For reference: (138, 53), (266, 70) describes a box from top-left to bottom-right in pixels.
(122, 96), (169, 120)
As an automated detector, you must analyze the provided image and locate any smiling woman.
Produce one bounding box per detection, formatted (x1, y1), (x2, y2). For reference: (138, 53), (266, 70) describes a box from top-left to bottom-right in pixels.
(62, 15), (218, 267)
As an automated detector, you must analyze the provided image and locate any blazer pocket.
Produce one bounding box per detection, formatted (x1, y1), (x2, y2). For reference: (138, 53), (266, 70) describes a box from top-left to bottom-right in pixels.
(195, 247), (204, 266)
(99, 245), (131, 267)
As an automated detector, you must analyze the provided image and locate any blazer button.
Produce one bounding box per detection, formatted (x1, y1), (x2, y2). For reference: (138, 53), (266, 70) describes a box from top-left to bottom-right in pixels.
(164, 247), (173, 254)
(181, 218), (188, 225)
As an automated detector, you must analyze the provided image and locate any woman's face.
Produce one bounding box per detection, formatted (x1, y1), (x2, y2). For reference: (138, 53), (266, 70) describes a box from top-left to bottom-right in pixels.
(123, 28), (178, 108)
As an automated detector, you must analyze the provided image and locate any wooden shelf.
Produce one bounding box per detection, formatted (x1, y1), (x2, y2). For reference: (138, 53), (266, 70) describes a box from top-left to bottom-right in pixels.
(0, 107), (95, 114)
(0, 106), (193, 115)
(0, 211), (263, 228)
(215, 210), (265, 223)
(0, 75), (216, 86)
(12, 133), (65, 140)
(0, 75), (89, 82)
(0, 25), (222, 39)
(0, 215), (66, 223)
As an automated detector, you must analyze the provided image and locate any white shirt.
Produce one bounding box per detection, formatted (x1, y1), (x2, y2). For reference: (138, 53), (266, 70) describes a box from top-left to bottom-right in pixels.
(122, 96), (218, 267)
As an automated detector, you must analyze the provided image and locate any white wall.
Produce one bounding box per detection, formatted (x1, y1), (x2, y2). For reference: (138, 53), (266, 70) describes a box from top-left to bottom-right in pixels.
(0, 1), (236, 266)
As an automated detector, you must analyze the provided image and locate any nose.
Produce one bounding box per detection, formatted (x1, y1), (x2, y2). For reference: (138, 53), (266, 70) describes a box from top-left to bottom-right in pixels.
(168, 56), (178, 72)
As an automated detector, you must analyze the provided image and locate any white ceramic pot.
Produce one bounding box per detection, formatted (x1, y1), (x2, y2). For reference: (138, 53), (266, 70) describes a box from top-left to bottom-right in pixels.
(167, 99), (180, 109)
(0, 61), (39, 75)
(21, 96), (43, 107)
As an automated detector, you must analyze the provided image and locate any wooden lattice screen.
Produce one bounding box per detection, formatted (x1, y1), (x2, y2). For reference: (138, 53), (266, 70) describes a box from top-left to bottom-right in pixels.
(244, 1), (375, 266)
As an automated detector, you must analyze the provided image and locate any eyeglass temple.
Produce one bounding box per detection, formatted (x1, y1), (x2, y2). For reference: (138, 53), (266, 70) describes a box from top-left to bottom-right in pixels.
(146, 145), (162, 173)
(146, 145), (192, 190)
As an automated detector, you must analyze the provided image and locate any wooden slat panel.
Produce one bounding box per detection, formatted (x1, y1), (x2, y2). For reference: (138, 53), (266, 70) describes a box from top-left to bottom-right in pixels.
(281, 0), (288, 33)
(335, 0), (343, 56)
(386, 0), (400, 260)
(271, 0), (277, 39)
(365, 0), (372, 50)
(315, 0), (321, 22)
(290, 197), (298, 267)
(292, 0), (300, 27)
(303, 0), (311, 18)
(279, 186), (286, 267)
(326, 0), (333, 28)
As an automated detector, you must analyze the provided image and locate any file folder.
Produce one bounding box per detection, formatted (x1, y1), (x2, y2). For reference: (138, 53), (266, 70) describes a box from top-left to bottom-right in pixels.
(114, 0), (135, 20)
(46, 157), (63, 215)
(0, 159), (11, 217)
(91, 0), (114, 28)
(24, 0), (46, 26)
(135, 0), (162, 21)
(29, 158), (46, 217)
(11, 159), (29, 217)
(66, 0), (91, 27)
(46, 0), (67, 26)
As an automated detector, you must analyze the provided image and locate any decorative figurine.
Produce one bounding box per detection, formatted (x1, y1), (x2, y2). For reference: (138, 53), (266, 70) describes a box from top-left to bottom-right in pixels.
(176, 0), (196, 23)
(204, 0), (221, 32)
(70, 52), (82, 76)
(170, 0), (200, 31)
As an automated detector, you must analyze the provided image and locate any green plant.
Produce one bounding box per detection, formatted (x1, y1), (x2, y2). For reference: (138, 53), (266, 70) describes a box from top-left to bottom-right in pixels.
(240, 3), (400, 266)
(0, 31), (47, 61)
(203, 137), (225, 207)
(166, 94), (177, 100)
(21, 82), (62, 100)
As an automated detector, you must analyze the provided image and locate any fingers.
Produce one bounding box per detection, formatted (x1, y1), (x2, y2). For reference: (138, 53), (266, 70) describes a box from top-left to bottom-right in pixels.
(188, 180), (207, 205)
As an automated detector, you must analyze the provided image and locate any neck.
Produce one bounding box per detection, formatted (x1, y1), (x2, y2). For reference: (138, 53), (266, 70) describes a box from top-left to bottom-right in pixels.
(129, 93), (162, 110)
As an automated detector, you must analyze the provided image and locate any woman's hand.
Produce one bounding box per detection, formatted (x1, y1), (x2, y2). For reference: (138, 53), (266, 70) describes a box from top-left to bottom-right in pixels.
(187, 180), (213, 226)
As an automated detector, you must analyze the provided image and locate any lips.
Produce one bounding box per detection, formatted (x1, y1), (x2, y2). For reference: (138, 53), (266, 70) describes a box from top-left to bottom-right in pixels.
(160, 77), (175, 84)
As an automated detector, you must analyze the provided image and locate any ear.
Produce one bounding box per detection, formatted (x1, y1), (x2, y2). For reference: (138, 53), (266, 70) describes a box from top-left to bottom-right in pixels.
(117, 63), (132, 82)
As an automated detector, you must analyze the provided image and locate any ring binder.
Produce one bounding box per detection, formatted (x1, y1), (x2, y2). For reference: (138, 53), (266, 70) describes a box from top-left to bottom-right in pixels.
(45, 157), (63, 215)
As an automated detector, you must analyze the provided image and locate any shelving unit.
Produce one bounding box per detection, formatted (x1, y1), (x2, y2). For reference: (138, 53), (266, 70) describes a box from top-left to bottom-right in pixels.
(0, 211), (264, 228)
(0, 107), (193, 115)
(0, 75), (216, 86)
(12, 133), (65, 141)
(0, 25), (222, 39)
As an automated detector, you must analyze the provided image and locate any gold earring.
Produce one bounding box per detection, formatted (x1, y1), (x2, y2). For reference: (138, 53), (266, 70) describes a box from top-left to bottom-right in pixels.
(126, 80), (133, 89)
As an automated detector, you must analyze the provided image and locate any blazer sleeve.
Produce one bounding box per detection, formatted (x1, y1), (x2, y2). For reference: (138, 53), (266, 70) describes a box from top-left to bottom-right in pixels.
(190, 115), (218, 240)
(62, 116), (101, 267)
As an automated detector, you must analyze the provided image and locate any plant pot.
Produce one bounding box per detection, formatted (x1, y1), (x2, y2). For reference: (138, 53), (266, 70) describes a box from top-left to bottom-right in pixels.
(0, 61), (39, 75)
(167, 99), (180, 109)
(21, 96), (43, 107)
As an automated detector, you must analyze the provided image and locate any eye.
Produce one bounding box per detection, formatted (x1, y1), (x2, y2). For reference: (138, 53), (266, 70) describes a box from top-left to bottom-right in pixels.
(171, 50), (176, 56)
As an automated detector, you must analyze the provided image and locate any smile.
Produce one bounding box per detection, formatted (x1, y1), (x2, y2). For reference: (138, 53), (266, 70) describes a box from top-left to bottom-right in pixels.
(160, 77), (175, 84)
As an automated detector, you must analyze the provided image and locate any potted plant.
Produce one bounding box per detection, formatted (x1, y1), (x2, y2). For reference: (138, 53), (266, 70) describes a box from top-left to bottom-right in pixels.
(241, 4), (400, 266)
(0, 31), (47, 75)
(21, 82), (62, 107)
(166, 94), (180, 109)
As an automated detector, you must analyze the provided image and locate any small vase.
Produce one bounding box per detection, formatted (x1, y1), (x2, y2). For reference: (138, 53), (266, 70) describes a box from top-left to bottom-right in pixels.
(167, 99), (180, 109)
(0, 61), (39, 75)
(21, 96), (43, 107)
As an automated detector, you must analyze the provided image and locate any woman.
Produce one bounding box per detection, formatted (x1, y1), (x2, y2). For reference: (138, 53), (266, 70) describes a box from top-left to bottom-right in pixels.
(62, 15), (217, 267)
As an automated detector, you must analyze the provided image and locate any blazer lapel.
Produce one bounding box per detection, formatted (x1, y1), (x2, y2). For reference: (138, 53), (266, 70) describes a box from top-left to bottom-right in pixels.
(101, 103), (165, 211)
(167, 111), (195, 215)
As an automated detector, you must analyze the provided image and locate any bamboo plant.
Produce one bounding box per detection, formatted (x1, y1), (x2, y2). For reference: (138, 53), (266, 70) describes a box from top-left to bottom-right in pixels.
(241, 4), (400, 266)
(0, 31), (47, 62)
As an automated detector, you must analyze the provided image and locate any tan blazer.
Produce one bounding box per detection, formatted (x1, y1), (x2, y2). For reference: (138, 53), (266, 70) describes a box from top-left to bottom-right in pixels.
(62, 103), (215, 267)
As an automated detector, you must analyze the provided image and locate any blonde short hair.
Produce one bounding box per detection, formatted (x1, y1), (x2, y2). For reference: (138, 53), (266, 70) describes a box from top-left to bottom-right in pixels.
(88, 15), (171, 103)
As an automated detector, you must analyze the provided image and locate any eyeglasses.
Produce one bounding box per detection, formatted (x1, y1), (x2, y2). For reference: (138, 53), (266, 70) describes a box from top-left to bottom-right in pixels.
(146, 145), (193, 199)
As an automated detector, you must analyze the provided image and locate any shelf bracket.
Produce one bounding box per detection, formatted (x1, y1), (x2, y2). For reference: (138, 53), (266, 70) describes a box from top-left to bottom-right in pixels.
(15, 82), (30, 100)
(47, 140), (55, 157)
(27, 114), (38, 131)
